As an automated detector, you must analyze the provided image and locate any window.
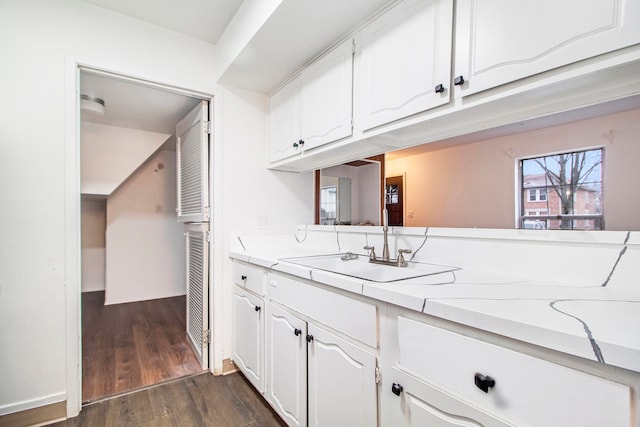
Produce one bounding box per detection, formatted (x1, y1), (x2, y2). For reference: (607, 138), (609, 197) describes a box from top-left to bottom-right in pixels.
(539, 188), (547, 201)
(320, 186), (337, 225)
(528, 188), (548, 202)
(520, 148), (603, 230)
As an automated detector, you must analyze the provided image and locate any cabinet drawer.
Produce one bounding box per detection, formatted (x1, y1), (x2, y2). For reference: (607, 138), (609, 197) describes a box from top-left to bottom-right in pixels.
(267, 273), (377, 348)
(397, 317), (630, 427)
(232, 262), (265, 295)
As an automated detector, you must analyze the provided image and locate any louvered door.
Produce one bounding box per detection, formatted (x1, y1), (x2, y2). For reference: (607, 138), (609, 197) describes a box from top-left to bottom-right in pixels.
(176, 100), (209, 223)
(185, 223), (209, 369)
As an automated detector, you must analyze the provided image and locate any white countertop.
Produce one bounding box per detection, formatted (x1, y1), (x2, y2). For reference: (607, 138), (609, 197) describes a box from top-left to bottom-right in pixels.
(230, 227), (640, 374)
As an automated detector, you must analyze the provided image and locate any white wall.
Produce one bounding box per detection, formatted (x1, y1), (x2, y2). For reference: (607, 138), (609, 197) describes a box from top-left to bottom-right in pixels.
(0, 0), (219, 416)
(81, 122), (170, 196)
(355, 162), (381, 225)
(81, 198), (106, 292)
(0, 0), (313, 417)
(385, 108), (640, 231)
(105, 149), (185, 304)
(219, 85), (314, 358)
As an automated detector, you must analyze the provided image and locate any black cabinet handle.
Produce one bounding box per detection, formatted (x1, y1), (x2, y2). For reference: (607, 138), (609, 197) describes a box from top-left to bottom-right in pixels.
(294, 328), (302, 336)
(434, 83), (445, 93)
(293, 142), (299, 148)
(241, 275), (247, 281)
(298, 139), (305, 146)
(454, 75), (465, 86)
(306, 334), (314, 343)
(254, 305), (261, 312)
(391, 383), (403, 396)
(474, 373), (495, 393)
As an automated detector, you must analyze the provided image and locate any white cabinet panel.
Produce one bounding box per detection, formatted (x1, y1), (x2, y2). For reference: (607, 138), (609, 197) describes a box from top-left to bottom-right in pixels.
(454, 0), (640, 98)
(266, 303), (307, 427)
(232, 286), (263, 392)
(301, 38), (354, 150)
(396, 316), (631, 427)
(269, 76), (303, 163)
(269, 39), (354, 165)
(307, 324), (377, 427)
(384, 368), (511, 427)
(232, 261), (265, 296)
(267, 272), (378, 347)
(357, 0), (453, 131)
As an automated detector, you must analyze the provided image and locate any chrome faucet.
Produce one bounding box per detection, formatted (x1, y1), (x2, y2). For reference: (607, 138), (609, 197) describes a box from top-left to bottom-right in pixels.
(382, 208), (390, 261)
(362, 209), (413, 267)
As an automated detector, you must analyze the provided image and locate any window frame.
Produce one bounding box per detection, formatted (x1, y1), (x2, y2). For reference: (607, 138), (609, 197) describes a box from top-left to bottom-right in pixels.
(518, 148), (604, 230)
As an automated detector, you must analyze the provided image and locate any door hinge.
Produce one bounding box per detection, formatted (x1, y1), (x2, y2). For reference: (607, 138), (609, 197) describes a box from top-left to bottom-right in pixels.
(204, 121), (212, 134)
(203, 329), (211, 345)
(375, 366), (382, 384)
(206, 230), (212, 243)
(204, 206), (210, 219)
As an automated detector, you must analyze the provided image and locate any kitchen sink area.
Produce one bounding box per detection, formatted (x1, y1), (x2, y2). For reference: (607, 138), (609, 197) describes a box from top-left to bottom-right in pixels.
(280, 253), (459, 282)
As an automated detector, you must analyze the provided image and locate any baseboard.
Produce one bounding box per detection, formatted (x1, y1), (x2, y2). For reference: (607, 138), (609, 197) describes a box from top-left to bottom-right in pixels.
(222, 358), (238, 375)
(0, 400), (66, 427)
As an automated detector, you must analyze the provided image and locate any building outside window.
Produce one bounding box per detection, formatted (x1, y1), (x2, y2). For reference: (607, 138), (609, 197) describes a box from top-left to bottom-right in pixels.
(520, 148), (603, 230)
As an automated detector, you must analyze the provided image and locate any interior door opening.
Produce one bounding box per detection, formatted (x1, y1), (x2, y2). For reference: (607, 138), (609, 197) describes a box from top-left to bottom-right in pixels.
(79, 68), (210, 403)
(385, 175), (404, 226)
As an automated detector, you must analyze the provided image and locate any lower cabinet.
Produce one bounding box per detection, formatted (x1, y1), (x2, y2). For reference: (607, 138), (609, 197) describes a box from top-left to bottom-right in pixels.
(381, 310), (633, 427)
(384, 368), (510, 427)
(232, 285), (264, 393)
(266, 302), (377, 427)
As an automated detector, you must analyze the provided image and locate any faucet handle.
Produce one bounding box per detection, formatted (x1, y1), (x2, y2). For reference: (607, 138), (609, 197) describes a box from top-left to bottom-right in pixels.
(397, 249), (412, 266)
(363, 246), (376, 260)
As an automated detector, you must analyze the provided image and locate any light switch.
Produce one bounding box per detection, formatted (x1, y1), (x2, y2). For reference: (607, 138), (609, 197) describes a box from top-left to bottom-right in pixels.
(408, 210), (414, 218)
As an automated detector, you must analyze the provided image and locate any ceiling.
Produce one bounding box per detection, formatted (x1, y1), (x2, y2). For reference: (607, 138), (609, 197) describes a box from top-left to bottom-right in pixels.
(80, 71), (202, 136)
(79, 0), (243, 44)
(78, 0), (239, 135)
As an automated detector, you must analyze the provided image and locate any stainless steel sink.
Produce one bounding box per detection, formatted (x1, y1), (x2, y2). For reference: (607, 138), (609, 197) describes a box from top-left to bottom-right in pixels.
(280, 253), (458, 282)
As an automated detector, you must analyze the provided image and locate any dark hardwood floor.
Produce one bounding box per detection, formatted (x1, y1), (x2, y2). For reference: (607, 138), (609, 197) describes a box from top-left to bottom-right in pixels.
(50, 372), (286, 427)
(82, 291), (202, 403)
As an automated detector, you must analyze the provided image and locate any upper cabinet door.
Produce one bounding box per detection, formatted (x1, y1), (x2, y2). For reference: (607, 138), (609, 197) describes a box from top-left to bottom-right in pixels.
(301, 38), (354, 151)
(356, 0), (454, 131)
(176, 100), (209, 223)
(454, 0), (640, 98)
(269, 76), (303, 164)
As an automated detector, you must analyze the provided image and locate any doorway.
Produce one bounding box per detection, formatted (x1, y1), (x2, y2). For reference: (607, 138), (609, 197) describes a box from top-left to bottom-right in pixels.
(79, 69), (208, 402)
(385, 175), (404, 226)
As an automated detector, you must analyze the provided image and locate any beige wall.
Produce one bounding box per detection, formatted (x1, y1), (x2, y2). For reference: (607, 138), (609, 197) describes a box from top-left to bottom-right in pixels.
(105, 149), (185, 305)
(385, 108), (640, 231)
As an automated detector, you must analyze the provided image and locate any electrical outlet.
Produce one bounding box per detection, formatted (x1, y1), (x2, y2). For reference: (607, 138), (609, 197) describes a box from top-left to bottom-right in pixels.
(407, 210), (414, 218)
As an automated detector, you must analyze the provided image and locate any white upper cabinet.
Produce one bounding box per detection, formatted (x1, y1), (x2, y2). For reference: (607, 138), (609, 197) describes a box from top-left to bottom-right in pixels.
(269, 38), (354, 164)
(268, 75), (303, 164)
(301, 38), (354, 151)
(356, 0), (454, 131)
(454, 0), (640, 98)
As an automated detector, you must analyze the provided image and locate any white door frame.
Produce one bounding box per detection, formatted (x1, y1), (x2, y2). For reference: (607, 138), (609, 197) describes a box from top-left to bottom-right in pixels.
(63, 55), (221, 417)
